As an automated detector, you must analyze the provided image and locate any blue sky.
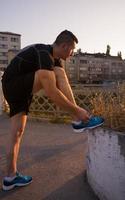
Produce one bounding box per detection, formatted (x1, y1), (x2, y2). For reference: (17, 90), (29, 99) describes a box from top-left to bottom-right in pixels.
(1, 0), (125, 57)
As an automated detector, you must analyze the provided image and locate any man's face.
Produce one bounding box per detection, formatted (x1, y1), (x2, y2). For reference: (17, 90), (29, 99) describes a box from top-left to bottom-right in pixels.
(60, 42), (76, 60)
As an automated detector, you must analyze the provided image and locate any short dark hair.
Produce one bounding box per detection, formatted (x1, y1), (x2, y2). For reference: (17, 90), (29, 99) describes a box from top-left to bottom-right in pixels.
(54, 30), (78, 45)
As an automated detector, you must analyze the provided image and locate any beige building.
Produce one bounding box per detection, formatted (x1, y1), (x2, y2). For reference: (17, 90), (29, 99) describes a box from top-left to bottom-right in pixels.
(65, 50), (125, 84)
(8, 49), (19, 64)
(0, 32), (21, 71)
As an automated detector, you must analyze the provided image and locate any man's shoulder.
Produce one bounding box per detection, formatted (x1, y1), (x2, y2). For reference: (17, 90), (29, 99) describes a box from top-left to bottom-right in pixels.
(18, 44), (51, 55)
(34, 44), (52, 52)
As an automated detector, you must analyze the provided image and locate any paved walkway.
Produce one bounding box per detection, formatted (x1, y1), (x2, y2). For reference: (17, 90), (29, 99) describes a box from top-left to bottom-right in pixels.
(0, 114), (99, 200)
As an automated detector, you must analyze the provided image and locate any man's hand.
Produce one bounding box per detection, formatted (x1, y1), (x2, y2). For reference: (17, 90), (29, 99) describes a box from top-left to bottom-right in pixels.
(75, 106), (90, 122)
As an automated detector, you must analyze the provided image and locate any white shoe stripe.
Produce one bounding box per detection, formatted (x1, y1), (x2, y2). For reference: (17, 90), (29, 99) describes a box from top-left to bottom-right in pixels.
(73, 122), (104, 133)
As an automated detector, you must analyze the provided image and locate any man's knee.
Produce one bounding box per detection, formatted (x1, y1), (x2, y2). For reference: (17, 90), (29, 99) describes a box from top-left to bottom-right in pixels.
(12, 125), (25, 139)
(54, 67), (69, 87)
(17, 126), (25, 137)
(32, 70), (43, 94)
(54, 67), (66, 78)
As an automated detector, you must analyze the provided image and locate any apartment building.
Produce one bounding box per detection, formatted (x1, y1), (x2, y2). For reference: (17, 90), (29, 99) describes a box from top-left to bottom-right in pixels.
(65, 50), (125, 84)
(0, 32), (21, 71)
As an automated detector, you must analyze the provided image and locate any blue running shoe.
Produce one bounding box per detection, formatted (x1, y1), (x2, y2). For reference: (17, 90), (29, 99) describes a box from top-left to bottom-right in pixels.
(2, 172), (32, 191)
(72, 116), (104, 133)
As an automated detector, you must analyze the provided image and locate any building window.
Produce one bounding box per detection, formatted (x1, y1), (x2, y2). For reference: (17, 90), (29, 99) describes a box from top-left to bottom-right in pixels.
(118, 69), (122, 73)
(80, 74), (85, 77)
(80, 60), (88, 64)
(112, 69), (116, 73)
(112, 62), (116, 66)
(11, 37), (19, 42)
(89, 61), (93, 64)
(0, 60), (8, 64)
(0, 44), (8, 49)
(104, 62), (109, 65)
(0, 36), (7, 41)
(80, 67), (87, 71)
(0, 52), (8, 56)
(118, 62), (123, 66)
(11, 45), (18, 49)
(69, 67), (74, 70)
(95, 68), (101, 72)
(69, 74), (74, 78)
(70, 59), (75, 64)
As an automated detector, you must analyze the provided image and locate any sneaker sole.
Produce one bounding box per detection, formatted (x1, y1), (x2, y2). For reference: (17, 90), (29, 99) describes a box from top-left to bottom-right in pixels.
(73, 122), (104, 133)
(2, 180), (32, 191)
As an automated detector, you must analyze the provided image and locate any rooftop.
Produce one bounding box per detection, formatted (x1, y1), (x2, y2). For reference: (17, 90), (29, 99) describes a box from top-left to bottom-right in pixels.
(0, 31), (21, 36)
(74, 51), (122, 60)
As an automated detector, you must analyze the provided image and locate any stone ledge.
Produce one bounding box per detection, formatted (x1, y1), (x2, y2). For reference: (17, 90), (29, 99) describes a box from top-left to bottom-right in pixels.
(87, 127), (125, 200)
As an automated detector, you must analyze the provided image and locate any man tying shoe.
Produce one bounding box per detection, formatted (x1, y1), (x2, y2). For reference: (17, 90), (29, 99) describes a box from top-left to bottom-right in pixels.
(2, 30), (104, 190)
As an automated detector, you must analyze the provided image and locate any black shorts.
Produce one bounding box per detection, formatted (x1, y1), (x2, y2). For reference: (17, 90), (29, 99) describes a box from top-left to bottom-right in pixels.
(2, 72), (35, 117)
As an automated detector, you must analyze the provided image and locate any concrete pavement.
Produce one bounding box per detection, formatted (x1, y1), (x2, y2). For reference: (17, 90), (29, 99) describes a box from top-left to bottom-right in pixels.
(0, 114), (99, 200)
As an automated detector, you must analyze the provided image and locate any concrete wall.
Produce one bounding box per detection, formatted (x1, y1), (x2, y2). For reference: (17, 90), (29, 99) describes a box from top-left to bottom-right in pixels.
(87, 128), (125, 200)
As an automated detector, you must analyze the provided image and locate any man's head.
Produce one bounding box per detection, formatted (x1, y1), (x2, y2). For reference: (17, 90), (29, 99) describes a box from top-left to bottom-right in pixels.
(53, 30), (78, 60)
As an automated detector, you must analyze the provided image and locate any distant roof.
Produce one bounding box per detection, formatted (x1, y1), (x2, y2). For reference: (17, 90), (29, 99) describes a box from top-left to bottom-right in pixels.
(0, 31), (21, 36)
(8, 49), (19, 52)
(74, 52), (122, 60)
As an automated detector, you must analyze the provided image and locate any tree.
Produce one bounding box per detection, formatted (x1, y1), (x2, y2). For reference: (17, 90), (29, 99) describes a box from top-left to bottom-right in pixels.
(106, 45), (111, 56)
(77, 48), (81, 53)
(117, 51), (122, 59)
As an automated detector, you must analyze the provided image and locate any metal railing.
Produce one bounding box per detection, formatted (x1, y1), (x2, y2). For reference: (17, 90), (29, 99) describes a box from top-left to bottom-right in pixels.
(1, 80), (125, 131)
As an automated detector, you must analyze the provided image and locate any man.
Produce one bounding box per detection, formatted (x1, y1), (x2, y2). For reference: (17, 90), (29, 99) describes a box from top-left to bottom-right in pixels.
(1, 30), (104, 190)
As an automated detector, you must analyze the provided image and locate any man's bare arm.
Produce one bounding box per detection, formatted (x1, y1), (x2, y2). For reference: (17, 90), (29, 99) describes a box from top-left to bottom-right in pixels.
(37, 69), (89, 121)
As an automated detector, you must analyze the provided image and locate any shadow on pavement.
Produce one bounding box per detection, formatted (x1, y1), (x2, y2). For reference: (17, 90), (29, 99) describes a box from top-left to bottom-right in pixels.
(0, 173), (99, 200)
(43, 172), (99, 200)
(0, 186), (24, 199)
(19, 137), (87, 170)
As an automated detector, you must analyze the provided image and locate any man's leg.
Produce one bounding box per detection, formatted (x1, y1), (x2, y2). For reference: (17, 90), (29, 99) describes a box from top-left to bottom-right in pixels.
(6, 70), (45, 178)
(6, 68), (69, 175)
(7, 112), (27, 176)
(32, 68), (89, 121)
(3, 112), (32, 190)
(32, 67), (77, 105)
